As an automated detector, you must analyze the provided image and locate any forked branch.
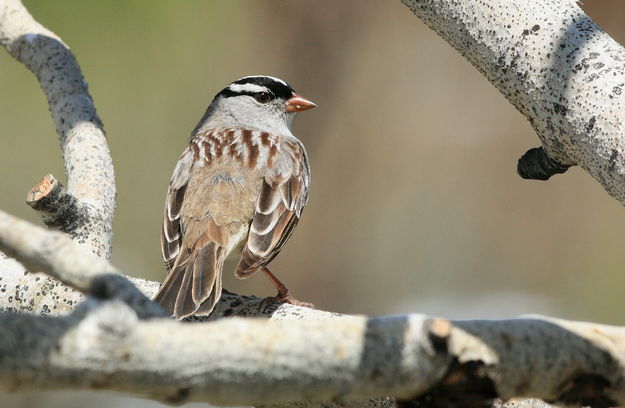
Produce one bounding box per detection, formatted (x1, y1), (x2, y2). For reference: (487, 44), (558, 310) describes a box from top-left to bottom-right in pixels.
(0, 0), (115, 259)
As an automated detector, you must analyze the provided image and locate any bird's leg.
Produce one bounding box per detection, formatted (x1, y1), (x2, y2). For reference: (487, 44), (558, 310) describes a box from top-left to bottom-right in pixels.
(261, 267), (314, 309)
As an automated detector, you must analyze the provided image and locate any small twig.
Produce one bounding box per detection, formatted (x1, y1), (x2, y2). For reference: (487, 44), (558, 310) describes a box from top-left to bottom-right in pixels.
(26, 174), (95, 236)
(517, 147), (570, 181)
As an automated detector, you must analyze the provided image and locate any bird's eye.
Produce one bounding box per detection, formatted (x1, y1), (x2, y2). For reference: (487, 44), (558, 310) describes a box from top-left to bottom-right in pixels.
(254, 92), (271, 104)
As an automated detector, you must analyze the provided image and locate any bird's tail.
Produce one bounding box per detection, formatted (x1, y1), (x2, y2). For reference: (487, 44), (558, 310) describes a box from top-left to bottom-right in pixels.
(153, 241), (225, 319)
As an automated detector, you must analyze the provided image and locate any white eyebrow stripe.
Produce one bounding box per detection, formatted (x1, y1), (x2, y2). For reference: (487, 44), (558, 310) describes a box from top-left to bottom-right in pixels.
(229, 83), (269, 94)
(239, 75), (288, 87)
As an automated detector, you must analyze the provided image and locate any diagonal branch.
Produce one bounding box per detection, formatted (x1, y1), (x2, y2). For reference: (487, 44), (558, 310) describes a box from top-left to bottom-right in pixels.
(0, 0), (115, 259)
(401, 0), (625, 205)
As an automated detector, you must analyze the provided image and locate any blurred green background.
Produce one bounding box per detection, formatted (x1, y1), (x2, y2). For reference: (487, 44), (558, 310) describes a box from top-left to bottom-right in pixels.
(1, 1), (625, 407)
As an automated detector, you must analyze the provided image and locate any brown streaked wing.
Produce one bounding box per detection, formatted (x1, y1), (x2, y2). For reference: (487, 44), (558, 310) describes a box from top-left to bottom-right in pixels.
(161, 185), (186, 269)
(235, 140), (310, 278)
(160, 146), (195, 270)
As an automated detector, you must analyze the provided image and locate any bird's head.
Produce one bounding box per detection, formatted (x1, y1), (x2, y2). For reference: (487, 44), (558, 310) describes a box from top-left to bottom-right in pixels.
(195, 75), (316, 135)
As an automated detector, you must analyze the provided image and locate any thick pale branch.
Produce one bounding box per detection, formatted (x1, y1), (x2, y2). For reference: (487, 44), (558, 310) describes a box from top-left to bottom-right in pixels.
(0, 280), (621, 407)
(0, 261), (559, 408)
(0, 300), (446, 405)
(0, 217), (620, 407)
(0, 0), (115, 258)
(401, 0), (625, 204)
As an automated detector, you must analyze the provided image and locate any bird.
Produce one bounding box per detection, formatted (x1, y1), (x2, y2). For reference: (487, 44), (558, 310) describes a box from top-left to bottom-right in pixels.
(153, 75), (316, 319)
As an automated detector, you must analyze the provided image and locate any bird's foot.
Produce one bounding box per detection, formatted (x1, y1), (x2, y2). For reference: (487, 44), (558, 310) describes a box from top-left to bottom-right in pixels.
(260, 291), (315, 311)
(259, 267), (315, 310)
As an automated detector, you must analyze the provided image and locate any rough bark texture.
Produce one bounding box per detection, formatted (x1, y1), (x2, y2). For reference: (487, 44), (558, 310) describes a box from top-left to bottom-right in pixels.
(0, 255), (621, 407)
(401, 0), (625, 204)
(0, 229), (622, 408)
(0, 301), (443, 406)
(0, 0), (115, 259)
(25, 174), (97, 238)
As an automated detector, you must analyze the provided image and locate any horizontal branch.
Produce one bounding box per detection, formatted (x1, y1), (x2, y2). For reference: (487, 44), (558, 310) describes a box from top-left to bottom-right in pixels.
(0, 301), (448, 405)
(401, 0), (625, 204)
(0, 280), (620, 407)
(0, 213), (619, 407)
(0, 0), (115, 258)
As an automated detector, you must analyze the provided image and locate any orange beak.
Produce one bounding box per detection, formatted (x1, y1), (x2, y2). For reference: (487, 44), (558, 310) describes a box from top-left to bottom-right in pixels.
(285, 92), (316, 112)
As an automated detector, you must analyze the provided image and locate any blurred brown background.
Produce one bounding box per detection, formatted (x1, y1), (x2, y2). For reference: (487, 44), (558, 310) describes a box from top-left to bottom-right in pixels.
(1, 1), (624, 407)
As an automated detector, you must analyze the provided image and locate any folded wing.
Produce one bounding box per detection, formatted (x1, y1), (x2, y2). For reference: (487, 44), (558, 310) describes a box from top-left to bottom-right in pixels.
(235, 140), (310, 277)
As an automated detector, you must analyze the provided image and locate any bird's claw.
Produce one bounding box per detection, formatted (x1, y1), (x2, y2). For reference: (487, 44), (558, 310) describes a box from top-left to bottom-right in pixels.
(260, 291), (315, 311)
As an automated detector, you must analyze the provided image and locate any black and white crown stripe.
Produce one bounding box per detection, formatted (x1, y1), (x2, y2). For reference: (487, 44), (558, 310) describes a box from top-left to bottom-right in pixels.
(238, 75), (288, 87)
(217, 75), (294, 100)
(228, 83), (270, 94)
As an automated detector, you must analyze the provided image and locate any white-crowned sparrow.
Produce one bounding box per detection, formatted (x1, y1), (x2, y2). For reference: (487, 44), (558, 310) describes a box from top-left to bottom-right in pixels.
(154, 75), (316, 319)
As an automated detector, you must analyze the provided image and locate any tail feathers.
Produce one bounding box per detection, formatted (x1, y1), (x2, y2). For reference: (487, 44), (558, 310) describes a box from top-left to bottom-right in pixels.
(153, 242), (225, 319)
(195, 266), (222, 315)
(192, 242), (219, 304)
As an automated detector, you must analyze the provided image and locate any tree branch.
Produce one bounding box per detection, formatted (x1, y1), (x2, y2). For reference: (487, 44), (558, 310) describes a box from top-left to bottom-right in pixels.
(401, 0), (625, 204)
(26, 174), (91, 235)
(0, 215), (622, 408)
(0, 0), (115, 259)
